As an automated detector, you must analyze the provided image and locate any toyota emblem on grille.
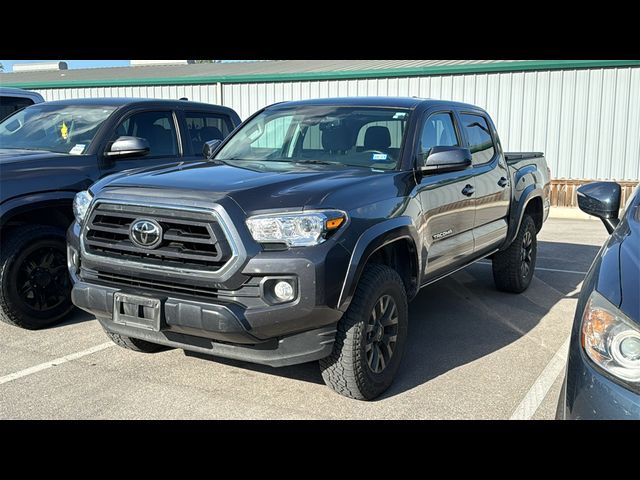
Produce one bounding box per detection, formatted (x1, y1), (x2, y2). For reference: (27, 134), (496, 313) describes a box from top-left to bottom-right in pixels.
(130, 219), (163, 249)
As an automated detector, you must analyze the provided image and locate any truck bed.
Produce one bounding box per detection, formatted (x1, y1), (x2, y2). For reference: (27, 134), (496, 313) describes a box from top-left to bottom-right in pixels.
(504, 152), (544, 163)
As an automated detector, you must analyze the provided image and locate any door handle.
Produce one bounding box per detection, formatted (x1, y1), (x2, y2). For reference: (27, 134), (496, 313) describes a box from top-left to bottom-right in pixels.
(462, 184), (475, 197)
(498, 177), (509, 188)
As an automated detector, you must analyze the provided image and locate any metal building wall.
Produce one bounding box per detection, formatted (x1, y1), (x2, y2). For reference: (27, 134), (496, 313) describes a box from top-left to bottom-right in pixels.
(32, 68), (640, 180)
(34, 84), (220, 106)
(222, 68), (640, 181)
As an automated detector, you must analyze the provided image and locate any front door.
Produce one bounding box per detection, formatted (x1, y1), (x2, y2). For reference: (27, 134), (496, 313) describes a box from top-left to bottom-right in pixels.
(100, 109), (182, 177)
(416, 111), (476, 283)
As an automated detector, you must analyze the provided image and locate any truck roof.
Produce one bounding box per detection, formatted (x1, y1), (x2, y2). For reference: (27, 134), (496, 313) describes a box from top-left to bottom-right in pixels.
(268, 96), (483, 110)
(39, 97), (232, 112)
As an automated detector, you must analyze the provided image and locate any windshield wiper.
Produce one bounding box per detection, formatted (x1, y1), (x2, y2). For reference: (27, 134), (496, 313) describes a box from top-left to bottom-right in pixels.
(294, 159), (345, 166)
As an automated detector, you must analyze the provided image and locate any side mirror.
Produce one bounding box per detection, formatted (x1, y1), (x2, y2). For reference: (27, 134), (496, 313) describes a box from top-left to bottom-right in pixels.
(577, 181), (621, 234)
(418, 146), (472, 174)
(105, 136), (150, 158)
(202, 139), (222, 159)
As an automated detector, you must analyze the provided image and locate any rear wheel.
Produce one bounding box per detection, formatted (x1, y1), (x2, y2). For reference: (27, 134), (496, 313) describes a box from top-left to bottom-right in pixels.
(104, 330), (169, 353)
(320, 264), (408, 400)
(492, 214), (537, 293)
(0, 225), (74, 329)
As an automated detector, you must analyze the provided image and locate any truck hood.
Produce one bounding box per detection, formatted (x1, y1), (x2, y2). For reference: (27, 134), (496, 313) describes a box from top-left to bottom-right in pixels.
(0, 148), (70, 164)
(97, 160), (407, 214)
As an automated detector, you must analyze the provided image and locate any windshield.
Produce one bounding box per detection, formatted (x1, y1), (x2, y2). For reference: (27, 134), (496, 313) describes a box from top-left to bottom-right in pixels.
(0, 104), (116, 154)
(216, 105), (411, 170)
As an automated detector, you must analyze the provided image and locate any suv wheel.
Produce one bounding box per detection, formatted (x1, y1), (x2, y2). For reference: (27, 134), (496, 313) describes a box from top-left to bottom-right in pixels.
(320, 264), (408, 400)
(492, 214), (538, 293)
(0, 225), (74, 329)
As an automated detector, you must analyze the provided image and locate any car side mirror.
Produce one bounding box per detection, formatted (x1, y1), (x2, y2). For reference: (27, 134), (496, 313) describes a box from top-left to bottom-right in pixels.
(577, 181), (621, 234)
(418, 146), (472, 174)
(105, 136), (150, 158)
(202, 139), (222, 159)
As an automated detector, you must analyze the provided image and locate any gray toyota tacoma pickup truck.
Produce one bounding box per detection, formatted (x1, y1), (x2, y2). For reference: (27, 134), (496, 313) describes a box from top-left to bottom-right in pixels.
(68, 97), (551, 400)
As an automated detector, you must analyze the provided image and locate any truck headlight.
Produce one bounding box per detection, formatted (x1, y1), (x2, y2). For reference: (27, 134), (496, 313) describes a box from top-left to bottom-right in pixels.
(246, 210), (347, 247)
(581, 290), (640, 385)
(73, 190), (93, 225)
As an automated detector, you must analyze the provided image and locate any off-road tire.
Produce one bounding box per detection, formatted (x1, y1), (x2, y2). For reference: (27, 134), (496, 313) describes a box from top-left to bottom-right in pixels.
(320, 264), (408, 400)
(492, 214), (537, 293)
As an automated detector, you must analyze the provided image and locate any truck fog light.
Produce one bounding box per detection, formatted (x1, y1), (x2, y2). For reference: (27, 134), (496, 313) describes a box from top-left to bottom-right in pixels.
(261, 277), (297, 305)
(274, 281), (294, 302)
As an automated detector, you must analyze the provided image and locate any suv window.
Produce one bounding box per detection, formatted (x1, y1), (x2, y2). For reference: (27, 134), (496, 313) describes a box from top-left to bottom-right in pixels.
(184, 111), (234, 155)
(461, 113), (495, 165)
(420, 112), (459, 152)
(113, 110), (178, 157)
(0, 96), (35, 122)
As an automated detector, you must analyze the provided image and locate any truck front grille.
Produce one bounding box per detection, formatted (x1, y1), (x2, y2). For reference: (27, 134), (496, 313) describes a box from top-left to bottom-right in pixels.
(83, 203), (232, 271)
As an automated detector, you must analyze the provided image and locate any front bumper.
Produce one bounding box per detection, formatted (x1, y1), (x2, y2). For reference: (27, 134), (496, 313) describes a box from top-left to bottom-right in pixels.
(67, 218), (347, 367)
(559, 343), (640, 419)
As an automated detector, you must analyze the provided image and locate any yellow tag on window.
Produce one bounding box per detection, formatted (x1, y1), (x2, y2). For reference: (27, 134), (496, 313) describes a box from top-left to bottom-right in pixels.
(60, 121), (69, 140)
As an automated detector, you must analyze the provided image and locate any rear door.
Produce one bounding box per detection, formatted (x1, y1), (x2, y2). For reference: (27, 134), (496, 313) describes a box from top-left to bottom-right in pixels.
(417, 109), (476, 282)
(458, 110), (510, 255)
(179, 110), (237, 161)
(100, 108), (182, 177)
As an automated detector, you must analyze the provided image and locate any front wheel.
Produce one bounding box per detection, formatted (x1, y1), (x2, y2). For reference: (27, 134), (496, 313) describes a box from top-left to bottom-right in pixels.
(320, 264), (408, 400)
(492, 214), (538, 293)
(0, 225), (74, 329)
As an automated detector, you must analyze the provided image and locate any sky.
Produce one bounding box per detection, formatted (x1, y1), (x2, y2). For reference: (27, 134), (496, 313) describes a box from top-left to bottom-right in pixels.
(0, 60), (129, 72)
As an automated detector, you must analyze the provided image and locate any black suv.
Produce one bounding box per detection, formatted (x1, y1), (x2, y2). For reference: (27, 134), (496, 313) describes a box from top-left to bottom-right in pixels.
(0, 98), (241, 329)
(68, 97), (550, 399)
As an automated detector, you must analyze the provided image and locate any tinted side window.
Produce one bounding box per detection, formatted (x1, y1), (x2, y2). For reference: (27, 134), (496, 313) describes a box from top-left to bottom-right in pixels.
(420, 113), (459, 152)
(0, 96), (35, 122)
(113, 111), (178, 157)
(185, 111), (233, 155)
(461, 113), (495, 165)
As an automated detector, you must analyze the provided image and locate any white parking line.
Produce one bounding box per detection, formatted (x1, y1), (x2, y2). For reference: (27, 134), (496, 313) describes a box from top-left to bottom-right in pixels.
(0, 342), (114, 386)
(509, 336), (571, 420)
(476, 261), (587, 275)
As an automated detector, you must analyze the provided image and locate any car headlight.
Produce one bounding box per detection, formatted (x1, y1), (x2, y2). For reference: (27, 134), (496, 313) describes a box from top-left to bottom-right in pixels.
(581, 290), (640, 385)
(246, 210), (347, 247)
(73, 190), (93, 225)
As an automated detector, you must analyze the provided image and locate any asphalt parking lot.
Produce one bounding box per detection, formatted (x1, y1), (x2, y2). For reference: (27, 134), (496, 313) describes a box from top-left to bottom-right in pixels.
(0, 217), (609, 419)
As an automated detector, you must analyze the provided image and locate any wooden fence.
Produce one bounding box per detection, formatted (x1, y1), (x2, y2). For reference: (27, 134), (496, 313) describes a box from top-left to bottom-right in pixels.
(550, 180), (638, 208)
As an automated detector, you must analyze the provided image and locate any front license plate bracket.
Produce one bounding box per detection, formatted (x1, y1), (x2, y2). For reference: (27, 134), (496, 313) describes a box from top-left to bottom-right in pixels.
(113, 293), (161, 331)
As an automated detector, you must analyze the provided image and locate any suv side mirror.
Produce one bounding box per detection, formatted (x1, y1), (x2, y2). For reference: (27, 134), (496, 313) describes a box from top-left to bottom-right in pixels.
(202, 139), (222, 159)
(577, 181), (621, 234)
(105, 136), (150, 158)
(418, 146), (472, 174)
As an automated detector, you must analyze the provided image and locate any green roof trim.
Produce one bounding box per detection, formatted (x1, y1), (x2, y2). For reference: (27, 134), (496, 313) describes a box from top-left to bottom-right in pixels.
(3, 60), (640, 89)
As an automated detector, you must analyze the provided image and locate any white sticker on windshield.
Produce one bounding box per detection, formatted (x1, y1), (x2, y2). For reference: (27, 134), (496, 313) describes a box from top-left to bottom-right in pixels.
(393, 112), (407, 119)
(69, 144), (86, 155)
(372, 153), (388, 161)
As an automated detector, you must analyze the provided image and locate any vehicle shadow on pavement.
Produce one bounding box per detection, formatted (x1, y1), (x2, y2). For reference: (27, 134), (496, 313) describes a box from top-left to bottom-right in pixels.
(47, 308), (95, 329)
(181, 240), (602, 398)
(380, 240), (601, 399)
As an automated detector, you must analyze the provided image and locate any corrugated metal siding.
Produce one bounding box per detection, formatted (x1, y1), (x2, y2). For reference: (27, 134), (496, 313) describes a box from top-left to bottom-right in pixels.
(34, 84), (220, 105)
(222, 67), (640, 180)
(32, 67), (640, 180)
